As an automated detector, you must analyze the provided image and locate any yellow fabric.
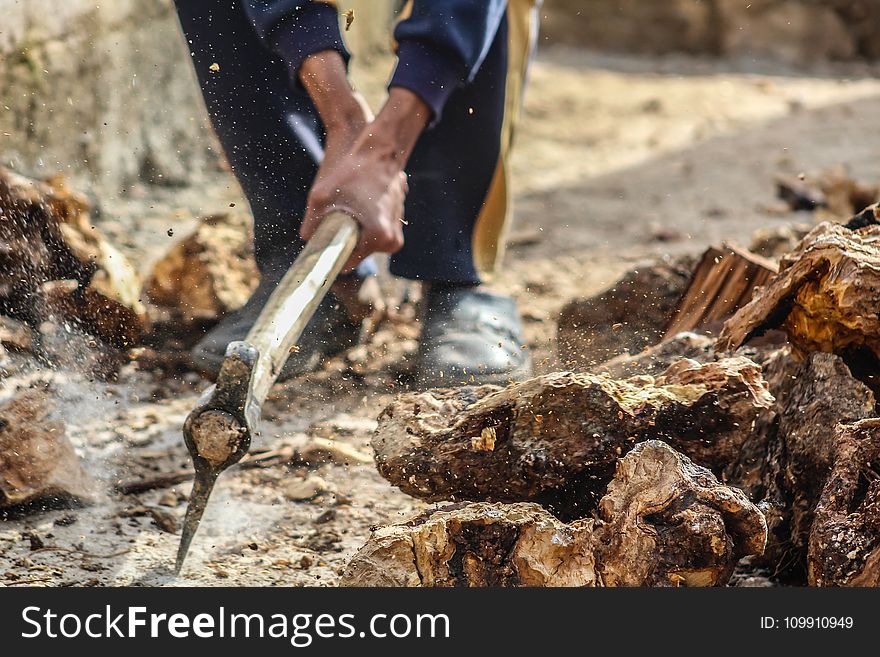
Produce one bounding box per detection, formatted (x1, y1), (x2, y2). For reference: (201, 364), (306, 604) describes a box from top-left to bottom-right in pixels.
(473, 0), (539, 278)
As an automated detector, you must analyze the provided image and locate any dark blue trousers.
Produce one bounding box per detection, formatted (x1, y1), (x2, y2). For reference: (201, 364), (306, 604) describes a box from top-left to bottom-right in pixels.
(174, 1), (509, 284)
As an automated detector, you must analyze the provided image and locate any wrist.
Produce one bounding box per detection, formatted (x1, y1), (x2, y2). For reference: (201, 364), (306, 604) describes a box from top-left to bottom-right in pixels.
(366, 87), (430, 167)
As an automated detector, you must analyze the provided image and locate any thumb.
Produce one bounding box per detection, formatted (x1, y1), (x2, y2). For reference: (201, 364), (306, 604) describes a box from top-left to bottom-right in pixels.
(300, 201), (321, 241)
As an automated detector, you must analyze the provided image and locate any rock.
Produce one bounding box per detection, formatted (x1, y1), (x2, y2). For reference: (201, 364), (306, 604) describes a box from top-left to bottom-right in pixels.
(556, 255), (694, 369)
(0, 389), (96, 508)
(283, 476), (331, 502)
(372, 357), (772, 516)
(144, 213), (259, 327)
(342, 442), (767, 587)
(809, 419), (880, 586)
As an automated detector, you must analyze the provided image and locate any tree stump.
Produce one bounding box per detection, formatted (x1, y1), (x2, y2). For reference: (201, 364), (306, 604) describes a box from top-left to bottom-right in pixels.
(809, 419), (880, 586)
(342, 441), (767, 587)
(372, 357), (772, 516)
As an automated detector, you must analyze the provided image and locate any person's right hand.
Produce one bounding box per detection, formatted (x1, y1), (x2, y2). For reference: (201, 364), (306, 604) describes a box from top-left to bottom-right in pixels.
(299, 54), (429, 269)
(300, 87), (429, 269)
(301, 130), (408, 270)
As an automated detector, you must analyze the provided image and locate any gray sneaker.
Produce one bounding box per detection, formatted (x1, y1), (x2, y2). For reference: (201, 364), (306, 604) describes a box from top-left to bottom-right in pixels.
(190, 274), (361, 380)
(415, 285), (533, 388)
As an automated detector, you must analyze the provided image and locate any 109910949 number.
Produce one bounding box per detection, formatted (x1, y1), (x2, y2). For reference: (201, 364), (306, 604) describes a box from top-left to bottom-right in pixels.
(783, 617), (854, 630)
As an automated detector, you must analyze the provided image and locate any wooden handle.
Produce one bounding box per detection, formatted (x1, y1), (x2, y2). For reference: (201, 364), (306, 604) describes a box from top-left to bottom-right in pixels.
(245, 210), (359, 408)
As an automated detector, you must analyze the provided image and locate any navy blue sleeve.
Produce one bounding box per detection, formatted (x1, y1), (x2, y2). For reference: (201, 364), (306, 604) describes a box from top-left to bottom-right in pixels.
(241, 1), (349, 81)
(390, 0), (508, 123)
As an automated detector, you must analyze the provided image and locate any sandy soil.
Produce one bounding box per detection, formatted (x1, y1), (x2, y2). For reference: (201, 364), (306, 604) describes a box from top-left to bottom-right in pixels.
(2, 47), (880, 587)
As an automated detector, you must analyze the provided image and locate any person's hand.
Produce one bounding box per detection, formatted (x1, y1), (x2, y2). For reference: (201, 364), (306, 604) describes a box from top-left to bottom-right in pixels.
(301, 132), (408, 269)
(300, 87), (430, 269)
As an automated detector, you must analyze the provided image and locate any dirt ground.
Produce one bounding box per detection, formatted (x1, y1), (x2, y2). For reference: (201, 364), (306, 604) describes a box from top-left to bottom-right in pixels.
(2, 46), (880, 587)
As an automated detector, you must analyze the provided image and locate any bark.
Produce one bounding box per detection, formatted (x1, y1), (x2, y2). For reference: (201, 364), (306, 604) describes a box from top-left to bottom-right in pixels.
(809, 419), (880, 586)
(372, 357), (772, 516)
(556, 255), (694, 369)
(0, 167), (145, 347)
(718, 222), (880, 364)
(144, 212), (258, 328)
(342, 441), (767, 587)
(731, 352), (876, 579)
(778, 353), (876, 561)
(0, 390), (96, 509)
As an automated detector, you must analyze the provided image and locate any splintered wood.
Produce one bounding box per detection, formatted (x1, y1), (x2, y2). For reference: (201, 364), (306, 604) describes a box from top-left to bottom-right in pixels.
(342, 442), (767, 587)
(372, 357), (772, 515)
(0, 167), (145, 346)
(718, 222), (880, 361)
(664, 244), (777, 339)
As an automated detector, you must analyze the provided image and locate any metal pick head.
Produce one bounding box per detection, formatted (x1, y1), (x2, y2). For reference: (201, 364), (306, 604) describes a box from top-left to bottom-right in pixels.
(174, 343), (256, 574)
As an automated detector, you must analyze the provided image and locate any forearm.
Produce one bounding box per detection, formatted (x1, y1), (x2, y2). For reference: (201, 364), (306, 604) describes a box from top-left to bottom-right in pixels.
(366, 88), (431, 169)
(299, 51), (364, 130)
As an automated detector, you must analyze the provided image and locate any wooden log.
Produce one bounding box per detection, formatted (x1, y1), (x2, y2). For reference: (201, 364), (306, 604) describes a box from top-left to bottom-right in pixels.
(144, 212), (259, 328)
(718, 222), (880, 362)
(556, 255), (694, 369)
(777, 353), (876, 564)
(809, 419), (880, 586)
(0, 390), (96, 509)
(0, 167), (145, 347)
(372, 357), (772, 516)
(664, 244), (777, 339)
(727, 351), (876, 580)
(341, 441), (767, 587)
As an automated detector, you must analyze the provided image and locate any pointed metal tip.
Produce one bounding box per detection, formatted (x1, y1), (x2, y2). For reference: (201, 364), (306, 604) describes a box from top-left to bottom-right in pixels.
(174, 467), (219, 574)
